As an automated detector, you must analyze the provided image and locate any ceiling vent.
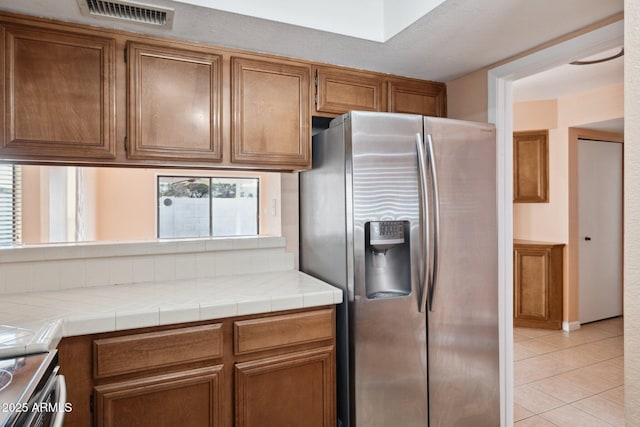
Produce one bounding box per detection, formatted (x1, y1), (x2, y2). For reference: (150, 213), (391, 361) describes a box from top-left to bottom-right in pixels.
(78, 0), (174, 29)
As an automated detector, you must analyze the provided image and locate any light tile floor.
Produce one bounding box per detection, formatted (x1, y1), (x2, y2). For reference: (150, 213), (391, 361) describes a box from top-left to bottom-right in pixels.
(514, 316), (624, 426)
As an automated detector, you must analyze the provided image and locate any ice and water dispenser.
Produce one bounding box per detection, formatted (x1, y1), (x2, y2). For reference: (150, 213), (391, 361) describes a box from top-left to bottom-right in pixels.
(364, 220), (411, 299)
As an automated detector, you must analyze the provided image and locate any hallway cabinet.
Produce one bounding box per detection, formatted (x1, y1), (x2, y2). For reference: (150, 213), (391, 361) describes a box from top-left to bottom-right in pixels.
(513, 241), (564, 329)
(513, 130), (549, 203)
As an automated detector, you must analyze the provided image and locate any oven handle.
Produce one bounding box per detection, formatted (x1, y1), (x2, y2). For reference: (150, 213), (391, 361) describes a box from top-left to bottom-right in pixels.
(51, 375), (67, 427)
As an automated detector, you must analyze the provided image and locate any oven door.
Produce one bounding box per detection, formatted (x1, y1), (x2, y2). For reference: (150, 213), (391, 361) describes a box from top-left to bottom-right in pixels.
(2, 350), (68, 427)
(18, 369), (67, 427)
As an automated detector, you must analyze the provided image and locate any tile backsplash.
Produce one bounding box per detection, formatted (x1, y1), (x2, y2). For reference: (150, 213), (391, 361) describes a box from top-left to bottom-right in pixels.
(0, 236), (293, 294)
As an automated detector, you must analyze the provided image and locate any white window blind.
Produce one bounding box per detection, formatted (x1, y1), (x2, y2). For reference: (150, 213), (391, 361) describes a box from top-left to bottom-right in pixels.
(0, 164), (21, 244)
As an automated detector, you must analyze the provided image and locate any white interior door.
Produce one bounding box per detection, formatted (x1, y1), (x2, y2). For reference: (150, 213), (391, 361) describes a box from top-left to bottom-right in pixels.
(578, 139), (623, 324)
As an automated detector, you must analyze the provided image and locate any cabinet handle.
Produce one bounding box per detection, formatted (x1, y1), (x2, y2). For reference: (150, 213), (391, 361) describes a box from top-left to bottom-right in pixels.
(585, 236), (592, 241)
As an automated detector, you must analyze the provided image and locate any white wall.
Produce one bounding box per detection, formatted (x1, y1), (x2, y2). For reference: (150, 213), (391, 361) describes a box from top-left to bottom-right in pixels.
(624, 0), (640, 422)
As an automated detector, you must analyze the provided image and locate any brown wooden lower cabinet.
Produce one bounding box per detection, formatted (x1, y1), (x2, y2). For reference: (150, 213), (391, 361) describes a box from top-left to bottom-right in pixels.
(235, 348), (335, 427)
(57, 306), (336, 427)
(513, 241), (564, 329)
(94, 366), (223, 427)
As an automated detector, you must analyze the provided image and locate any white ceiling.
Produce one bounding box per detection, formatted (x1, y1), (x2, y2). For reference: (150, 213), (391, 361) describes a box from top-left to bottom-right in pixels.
(513, 47), (624, 102)
(0, 0), (624, 132)
(0, 0), (623, 82)
(170, 0), (447, 42)
(513, 46), (624, 133)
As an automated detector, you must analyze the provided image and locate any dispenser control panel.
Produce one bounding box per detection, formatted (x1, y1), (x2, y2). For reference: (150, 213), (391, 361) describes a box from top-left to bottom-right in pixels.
(369, 221), (405, 246)
(365, 220), (411, 299)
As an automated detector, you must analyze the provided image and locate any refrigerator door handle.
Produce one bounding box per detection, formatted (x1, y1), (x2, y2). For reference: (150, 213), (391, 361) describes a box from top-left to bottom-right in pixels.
(415, 133), (429, 313)
(426, 134), (441, 312)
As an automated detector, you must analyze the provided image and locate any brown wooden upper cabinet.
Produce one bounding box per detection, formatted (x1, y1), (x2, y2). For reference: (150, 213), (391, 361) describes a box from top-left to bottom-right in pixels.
(0, 22), (116, 159)
(231, 57), (311, 168)
(387, 77), (447, 117)
(126, 42), (222, 162)
(314, 66), (384, 116)
(0, 12), (448, 170)
(313, 66), (447, 118)
(513, 130), (549, 203)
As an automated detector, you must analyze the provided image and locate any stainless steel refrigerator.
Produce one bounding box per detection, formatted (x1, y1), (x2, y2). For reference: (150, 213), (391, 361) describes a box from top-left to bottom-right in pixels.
(300, 111), (499, 427)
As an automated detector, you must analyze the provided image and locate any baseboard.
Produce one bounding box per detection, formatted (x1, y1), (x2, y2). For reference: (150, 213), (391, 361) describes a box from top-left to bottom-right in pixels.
(563, 321), (581, 331)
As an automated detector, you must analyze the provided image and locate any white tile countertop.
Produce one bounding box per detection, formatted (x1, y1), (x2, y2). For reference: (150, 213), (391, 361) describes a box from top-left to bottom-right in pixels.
(0, 270), (343, 359)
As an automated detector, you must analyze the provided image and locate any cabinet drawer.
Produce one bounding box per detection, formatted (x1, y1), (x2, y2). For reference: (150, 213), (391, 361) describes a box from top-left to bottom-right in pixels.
(94, 324), (223, 379)
(234, 309), (334, 355)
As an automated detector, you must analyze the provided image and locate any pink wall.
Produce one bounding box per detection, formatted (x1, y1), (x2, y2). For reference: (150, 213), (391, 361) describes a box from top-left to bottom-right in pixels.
(446, 70), (489, 123)
(20, 165), (43, 244)
(513, 99), (563, 242)
(94, 168), (281, 241)
(94, 168), (156, 241)
(19, 167), (281, 243)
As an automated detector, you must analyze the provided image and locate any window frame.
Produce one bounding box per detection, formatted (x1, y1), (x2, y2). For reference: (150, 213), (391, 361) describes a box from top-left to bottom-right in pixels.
(156, 174), (260, 239)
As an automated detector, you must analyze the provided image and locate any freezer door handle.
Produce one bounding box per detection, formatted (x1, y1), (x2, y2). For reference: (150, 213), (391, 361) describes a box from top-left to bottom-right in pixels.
(416, 133), (429, 313)
(426, 134), (441, 312)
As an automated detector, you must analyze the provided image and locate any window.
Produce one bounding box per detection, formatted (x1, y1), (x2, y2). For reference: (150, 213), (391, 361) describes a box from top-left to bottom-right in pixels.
(157, 176), (259, 238)
(0, 164), (21, 244)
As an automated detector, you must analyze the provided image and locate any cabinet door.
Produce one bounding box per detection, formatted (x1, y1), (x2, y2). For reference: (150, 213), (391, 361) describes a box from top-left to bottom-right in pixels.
(235, 347), (335, 427)
(513, 130), (549, 203)
(127, 42), (222, 162)
(0, 23), (116, 159)
(231, 57), (310, 169)
(387, 78), (446, 117)
(314, 66), (383, 115)
(94, 365), (223, 427)
(513, 244), (563, 329)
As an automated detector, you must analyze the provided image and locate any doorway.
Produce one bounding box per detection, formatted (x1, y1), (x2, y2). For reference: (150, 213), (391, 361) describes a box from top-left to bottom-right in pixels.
(578, 137), (623, 324)
(487, 19), (623, 426)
